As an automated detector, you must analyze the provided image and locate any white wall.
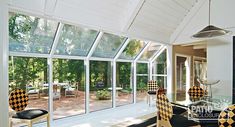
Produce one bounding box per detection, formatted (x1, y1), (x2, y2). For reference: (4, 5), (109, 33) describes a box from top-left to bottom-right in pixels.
(207, 35), (233, 96)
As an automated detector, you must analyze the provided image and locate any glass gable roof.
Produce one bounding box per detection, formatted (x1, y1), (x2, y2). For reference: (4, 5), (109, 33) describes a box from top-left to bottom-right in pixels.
(92, 33), (126, 58)
(119, 39), (146, 60)
(9, 12), (58, 54)
(139, 43), (162, 61)
(55, 24), (99, 56)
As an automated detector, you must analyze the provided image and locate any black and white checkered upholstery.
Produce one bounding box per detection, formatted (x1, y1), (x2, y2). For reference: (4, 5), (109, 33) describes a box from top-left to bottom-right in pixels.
(156, 94), (173, 121)
(147, 80), (159, 94)
(218, 104), (235, 127)
(9, 89), (29, 111)
(188, 86), (204, 101)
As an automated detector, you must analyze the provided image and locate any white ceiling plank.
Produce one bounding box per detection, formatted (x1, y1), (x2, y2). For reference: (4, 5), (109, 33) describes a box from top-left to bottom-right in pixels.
(121, 0), (145, 32)
(170, 0), (206, 43)
(44, 0), (57, 15)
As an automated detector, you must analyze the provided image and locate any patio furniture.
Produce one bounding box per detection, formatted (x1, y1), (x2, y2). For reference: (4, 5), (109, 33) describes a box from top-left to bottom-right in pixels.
(53, 84), (61, 100)
(9, 89), (49, 127)
(26, 84), (41, 99)
(65, 82), (77, 97)
(156, 94), (200, 127)
(147, 80), (159, 106)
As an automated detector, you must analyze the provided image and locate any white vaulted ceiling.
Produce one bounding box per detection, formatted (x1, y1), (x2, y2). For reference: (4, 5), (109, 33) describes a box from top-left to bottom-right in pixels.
(8, 0), (199, 44)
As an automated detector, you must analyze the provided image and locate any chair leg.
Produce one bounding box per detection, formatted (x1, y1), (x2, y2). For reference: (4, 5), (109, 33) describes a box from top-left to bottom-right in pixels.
(47, 114), (50, 127)
(28, 121), (32, 127)
(9, 119), (12, 127)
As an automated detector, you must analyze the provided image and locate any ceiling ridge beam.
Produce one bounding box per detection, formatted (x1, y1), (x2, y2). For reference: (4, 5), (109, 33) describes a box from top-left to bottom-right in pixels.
(170, 0), (207, 44)
(121, 0), (146, 32)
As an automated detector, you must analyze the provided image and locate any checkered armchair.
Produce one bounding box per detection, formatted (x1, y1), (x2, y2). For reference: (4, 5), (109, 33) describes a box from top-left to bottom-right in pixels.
(9, 89), (50, 127)
(218, 104), (235, 127)
(147, 80), (159, 106)
(156, 94), (200, 127)
(188, 85), (204, 102)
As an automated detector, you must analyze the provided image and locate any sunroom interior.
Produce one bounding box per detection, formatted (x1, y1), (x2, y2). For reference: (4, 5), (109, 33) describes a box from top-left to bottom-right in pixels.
(0, 0), (234, 127)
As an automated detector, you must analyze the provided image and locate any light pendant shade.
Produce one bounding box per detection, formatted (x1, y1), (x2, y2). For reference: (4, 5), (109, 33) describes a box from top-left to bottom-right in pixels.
(192, 25), (230, 38)
(192, 0), (230, 38)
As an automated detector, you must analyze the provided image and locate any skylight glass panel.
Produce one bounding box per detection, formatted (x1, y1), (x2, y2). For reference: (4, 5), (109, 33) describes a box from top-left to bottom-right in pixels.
(139, 43), (162, 61)
(119, 39), (147, 60)
(92, 33), (126, 58)
(9, 12), (58, 54)
(55, 24), (99, 56)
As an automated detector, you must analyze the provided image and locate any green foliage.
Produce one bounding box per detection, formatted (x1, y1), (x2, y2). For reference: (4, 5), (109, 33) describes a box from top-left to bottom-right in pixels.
(96, 90), (111, 100)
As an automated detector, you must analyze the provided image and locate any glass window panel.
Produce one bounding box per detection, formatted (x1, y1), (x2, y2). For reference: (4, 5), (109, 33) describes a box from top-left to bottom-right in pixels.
(55, 24), (99, 56)
(119, 39), (146, 60)
(9, 12), (58, 54)
(136, 63), (148, 103)
(153, 49), (167, 74)
(9, 56), (48, 126)
(53, 59), (85, 119)
(90, 61), (112, 112)
(92, 33), (126, 58)
(139, 43), (162, 61)
(116, 62), (133, 106)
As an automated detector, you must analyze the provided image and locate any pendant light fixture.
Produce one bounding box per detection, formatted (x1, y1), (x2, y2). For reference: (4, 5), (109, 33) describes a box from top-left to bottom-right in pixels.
(192, 0), (230, 38)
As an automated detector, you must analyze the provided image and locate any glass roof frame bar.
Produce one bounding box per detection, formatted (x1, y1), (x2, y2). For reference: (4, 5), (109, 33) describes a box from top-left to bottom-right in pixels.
(86, 32), (103, 59)
(148, 45), (164, 61)
(49, 23), (64, 57)
(114, 38), (130, 61)
(52, 55), (87, 60)
(134, 42), (151, 62)
(9, 52), (50, 58)
(150, 45), (167, 63)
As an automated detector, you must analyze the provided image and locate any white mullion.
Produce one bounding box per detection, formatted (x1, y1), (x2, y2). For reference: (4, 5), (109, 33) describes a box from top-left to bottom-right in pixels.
(149, 62), (153, 80)
(133, 62), (137, 104)
(114, 38), (130, 60)
(50, 23), (64, 57)
(87, 32), (103, 59)
(85, 59), (90, 113)
(134, 42), (151, 62)
(47, 58), (54, 126)
(112, 61), (116, 108)
(116, 59), (133, 63)
(0, 1), (9, 127)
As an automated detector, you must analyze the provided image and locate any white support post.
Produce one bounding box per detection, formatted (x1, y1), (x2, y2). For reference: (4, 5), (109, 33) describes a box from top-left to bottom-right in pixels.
(149, 62), (153, 80)
(114, 38), (130, 60)
(133, 62), (137, 104)
(50, 23), (64, 56)
(166, 45), (173, 96)
(47, 58), (54, 126)
(0, 1), (9, 127)
(87, 32), (104, 59)
(85, 59), (90, 113)
(112, 61), (116, 108)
